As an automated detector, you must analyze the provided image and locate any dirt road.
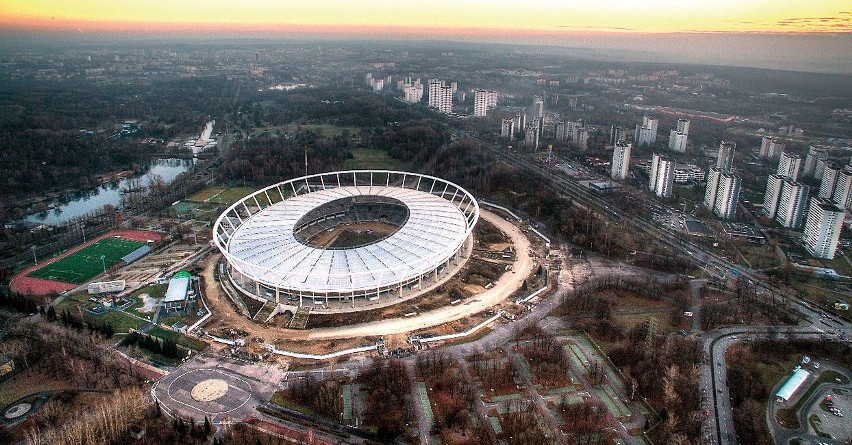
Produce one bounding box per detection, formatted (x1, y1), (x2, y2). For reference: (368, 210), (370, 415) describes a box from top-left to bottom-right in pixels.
(200, 209), (535, 341)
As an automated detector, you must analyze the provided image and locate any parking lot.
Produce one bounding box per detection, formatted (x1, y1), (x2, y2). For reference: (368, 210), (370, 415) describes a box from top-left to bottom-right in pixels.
(806, 385), (851, 441)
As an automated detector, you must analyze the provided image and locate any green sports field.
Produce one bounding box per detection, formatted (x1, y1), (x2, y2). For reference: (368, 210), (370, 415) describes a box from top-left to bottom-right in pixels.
(27, 237), (146, 284)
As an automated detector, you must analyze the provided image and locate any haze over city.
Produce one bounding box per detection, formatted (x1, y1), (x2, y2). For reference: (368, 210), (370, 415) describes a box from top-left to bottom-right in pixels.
(2, 0), (851, 72)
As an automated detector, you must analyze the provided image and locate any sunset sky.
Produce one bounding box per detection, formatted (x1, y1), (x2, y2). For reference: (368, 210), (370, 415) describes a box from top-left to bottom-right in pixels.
(1, 0), (850, 34)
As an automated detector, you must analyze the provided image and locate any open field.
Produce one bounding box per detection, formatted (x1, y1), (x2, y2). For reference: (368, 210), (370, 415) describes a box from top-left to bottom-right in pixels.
(27, 237), (146, 284)
(343, 148), (412, 171)
(188, 186), (228, 202)
(98, 311), (148, 334)
(251, 123), (360, 139)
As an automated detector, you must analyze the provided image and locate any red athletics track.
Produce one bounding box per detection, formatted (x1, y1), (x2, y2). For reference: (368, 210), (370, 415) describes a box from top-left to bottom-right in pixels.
(9, 229), (162, 296)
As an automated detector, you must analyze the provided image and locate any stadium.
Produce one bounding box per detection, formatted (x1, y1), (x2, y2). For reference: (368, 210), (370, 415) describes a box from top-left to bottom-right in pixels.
(212, 171), (479, 312)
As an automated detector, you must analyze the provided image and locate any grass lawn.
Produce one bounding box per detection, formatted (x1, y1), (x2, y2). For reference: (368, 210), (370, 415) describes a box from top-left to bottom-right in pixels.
(126, 284), (167, 317)
(253, 123), (360, 139)
(187, 186), (228, 203)
(210, 187), (258, 205)
(28, 237), (146, 284)
(170, 201), (199, 217)
(130, 284), (167, 299)
(818, 253), (852, 277)
(672, 185), (704, 213)
(269, 391), (320, 417)
(792, 279), (849, 317)
(739, 244), (781, 270)
(192, 202), (224, 221)
(343, 148), (412, 171)
(187, 185), (260, 206)
(98, 310), (148, 334)
(148, 326), (208, 351)
(54, 291), (90, 313)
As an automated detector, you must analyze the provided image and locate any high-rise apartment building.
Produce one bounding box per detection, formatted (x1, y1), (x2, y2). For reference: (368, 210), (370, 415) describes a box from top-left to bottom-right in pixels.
(815, 157), (828, 180)
(713, 172), (741, 220)
(706, 167), (741, 220)
(831, 168), (852, 210)
(775, 179), (809, 229)
(635, 116), (658, 147)
(803, 146), (827, 178)
(609, 126), (626, 146)
(575, 128), (590, 150)
(676, 118), (690, 136)
(759, 137), (784, 159)
(668, 130), (688, 152)
(525, 122), (540, 150)
(819, 164), (841, 199)
(500, 119), (514, 139)
(513, 112), (526, 135)
(531, 96), (544, 120)
(777, 152), (802, 181)
(402, 80), (423, 103)
(436, 85), (453, 114)
(759, 136), (773, 158)
(611, 141), (631, 180)
(803, 197), (845, 259)
(716, 141), (736, 171)
(428, 79), (454, 113)
(705, 167), (722, 211)
(762, 174), (785, 219)
(473, 89), (497, 117)
(555, 122), (567, 141)
(650, 153), (674, 198)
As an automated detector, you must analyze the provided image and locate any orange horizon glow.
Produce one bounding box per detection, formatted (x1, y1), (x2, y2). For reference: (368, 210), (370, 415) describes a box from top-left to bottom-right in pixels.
(1, 1), (850, 35)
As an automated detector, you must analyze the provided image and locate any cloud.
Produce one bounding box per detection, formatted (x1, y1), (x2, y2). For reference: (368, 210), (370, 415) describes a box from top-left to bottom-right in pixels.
(773, 13), (851, 31)
(555, 25), (638, 31)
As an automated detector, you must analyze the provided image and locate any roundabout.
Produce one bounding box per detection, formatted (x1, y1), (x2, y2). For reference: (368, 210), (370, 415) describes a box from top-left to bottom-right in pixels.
(164, 368), (254, 419)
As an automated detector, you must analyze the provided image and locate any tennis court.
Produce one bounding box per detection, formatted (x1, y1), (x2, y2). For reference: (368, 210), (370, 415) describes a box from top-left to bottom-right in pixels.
(27, 237), (146, 284)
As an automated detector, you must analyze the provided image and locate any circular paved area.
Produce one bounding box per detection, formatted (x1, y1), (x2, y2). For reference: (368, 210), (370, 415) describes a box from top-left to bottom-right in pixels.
(3, 403), (32, 420)
(191, 379), (230, 402)
(164, 368), (253, 419)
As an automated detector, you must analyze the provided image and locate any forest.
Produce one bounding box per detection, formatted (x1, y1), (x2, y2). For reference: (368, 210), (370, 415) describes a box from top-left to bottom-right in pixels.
(0, 77), (231, 211)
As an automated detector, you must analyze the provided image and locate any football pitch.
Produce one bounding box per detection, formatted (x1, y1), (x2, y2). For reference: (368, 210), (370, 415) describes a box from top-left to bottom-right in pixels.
(27, 237), (146, 284)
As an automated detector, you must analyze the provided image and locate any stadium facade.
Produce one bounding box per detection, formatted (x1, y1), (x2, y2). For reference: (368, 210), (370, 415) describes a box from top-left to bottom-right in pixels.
(213, 171), (478, 309)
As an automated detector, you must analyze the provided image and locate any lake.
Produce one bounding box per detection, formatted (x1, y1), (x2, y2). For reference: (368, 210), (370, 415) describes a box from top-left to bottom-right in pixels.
(26, 158), (194, 226)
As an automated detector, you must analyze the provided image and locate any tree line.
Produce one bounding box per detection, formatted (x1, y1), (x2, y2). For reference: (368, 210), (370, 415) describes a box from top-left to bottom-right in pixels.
(119, 331), (183, 360)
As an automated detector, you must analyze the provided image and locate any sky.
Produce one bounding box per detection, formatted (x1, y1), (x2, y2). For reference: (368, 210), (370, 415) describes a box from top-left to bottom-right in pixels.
(1, 0), (850, 34)
(1, 1), (850, 73)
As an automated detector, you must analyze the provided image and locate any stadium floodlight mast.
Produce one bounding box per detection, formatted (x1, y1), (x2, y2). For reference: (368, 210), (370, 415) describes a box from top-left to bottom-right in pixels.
(100, 254), (106, 273)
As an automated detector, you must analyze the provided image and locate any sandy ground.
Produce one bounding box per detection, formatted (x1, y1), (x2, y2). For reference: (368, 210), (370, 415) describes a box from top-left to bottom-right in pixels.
(200, 209), (535, 341)
(136, 293), (157, 314)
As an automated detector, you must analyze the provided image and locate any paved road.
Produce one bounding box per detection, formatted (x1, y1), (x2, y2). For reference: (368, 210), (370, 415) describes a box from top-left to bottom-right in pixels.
(492, 146), (852, 445)
(701, 327), (840, 445)
(766, 360), (852, 445)
(200, 208), (534, 343)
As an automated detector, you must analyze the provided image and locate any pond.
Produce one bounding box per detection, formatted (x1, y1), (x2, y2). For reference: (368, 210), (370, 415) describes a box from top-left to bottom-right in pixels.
(25, 158), (194, 226)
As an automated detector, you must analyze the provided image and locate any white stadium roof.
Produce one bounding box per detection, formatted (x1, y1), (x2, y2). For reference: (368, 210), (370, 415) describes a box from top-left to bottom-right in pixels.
(213, 171), (479, 297)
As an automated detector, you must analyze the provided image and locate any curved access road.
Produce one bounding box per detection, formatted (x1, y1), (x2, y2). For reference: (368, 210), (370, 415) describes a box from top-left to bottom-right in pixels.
(200, 208), (535, 341)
